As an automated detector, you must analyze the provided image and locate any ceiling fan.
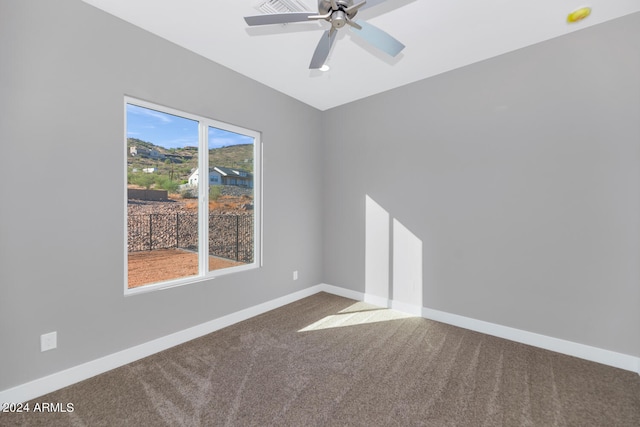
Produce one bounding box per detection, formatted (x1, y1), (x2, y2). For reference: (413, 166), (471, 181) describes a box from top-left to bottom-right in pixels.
(244, 0), (405, 69)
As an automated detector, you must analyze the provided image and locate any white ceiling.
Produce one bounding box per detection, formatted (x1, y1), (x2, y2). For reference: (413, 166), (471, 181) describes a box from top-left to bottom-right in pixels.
(82, 0), (640, 111)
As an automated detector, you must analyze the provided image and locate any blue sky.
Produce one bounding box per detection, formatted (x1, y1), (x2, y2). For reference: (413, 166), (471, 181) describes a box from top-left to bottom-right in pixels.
(126, 104), (253, 149)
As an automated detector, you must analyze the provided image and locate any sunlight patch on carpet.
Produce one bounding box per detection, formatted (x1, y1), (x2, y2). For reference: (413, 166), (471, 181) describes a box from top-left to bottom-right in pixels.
(298, 302), (417, 332)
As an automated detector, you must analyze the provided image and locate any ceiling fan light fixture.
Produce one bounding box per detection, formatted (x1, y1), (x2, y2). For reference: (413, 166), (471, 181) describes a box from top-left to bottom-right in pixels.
(319, 64), (330, 71)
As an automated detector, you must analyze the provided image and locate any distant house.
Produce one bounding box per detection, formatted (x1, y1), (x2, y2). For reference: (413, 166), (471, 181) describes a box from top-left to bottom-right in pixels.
(142, 167), (156, 173)
(148, 150), (164, 160)
(188, 168), (222, 187)
(130, 146), (165, 160)
(188, 166), (253, 188)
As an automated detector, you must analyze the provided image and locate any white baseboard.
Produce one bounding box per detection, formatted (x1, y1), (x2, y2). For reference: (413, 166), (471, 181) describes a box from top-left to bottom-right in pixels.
(2, 283), (638, 404)
(421, 306), (640, 374)
(319, 283), (364, 301)
(390, 300), (423, 316)
(0, 285), (324, 405)
(360, 293), (422, 317)
(322, 285), (640, 375)
(363, 293), (389, 308)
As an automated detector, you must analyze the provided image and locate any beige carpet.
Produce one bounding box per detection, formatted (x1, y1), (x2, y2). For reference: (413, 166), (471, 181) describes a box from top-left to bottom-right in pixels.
(3, 292), (639, 426)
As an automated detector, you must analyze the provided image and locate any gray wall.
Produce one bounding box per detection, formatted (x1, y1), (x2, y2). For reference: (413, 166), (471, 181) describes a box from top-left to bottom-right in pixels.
(1, 0), (638, 393)
(323, 13), (640, 357)
(0, 0), (324, 390)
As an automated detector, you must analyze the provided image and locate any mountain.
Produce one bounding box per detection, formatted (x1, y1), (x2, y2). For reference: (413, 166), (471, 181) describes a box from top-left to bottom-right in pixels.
(209, 144), (254, 173)
(127, 138), (254, 184)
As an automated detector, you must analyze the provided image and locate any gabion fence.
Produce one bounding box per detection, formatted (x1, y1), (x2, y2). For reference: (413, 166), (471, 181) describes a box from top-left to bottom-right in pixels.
(128, 213), (253, 263)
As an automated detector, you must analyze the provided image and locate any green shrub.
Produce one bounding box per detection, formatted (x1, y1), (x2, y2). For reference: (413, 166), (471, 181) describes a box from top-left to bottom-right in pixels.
(209, 185), (222, 201)
(128, 172), (155, 189)
(154, 175), (179, 193)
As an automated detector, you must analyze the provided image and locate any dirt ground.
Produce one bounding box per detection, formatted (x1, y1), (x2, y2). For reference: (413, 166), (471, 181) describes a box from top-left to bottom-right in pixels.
(128, 248), (244, 288)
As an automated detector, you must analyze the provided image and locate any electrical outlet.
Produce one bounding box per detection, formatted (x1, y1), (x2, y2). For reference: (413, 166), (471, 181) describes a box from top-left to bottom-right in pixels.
(293, 270), (298, 281)
(41, 331), (57, 352)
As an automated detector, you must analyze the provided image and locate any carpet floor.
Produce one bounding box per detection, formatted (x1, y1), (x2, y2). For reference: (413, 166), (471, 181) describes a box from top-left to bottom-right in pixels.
(3, 292), (639, 426)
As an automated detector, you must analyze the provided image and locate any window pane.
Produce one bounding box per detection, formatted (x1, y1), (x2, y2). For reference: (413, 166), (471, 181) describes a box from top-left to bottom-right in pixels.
(126, 104), (199, 288)
(208, 126), (254, 272)
(125, 98), (260, 293)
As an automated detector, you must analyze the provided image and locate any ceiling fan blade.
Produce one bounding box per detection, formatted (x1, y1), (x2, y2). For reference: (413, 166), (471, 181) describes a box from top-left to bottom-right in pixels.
(351, 20), (405, 57)
(345, 0), (367, 15)
(358, 0), (389, 10)
(309, 30), (337, 69)
(244, 12), (313, 26)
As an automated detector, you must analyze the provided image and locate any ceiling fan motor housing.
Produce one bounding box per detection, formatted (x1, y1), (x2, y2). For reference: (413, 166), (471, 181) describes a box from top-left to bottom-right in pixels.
(320, 0), (358, 16)
(331, 10), (348, 28)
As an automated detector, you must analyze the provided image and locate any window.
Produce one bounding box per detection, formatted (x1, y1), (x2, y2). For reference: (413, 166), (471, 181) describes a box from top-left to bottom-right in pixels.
(125, 97), (261, 293)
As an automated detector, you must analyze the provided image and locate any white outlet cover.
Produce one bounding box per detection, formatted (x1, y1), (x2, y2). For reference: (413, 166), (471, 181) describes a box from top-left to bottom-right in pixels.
(41, 331), (57, 352)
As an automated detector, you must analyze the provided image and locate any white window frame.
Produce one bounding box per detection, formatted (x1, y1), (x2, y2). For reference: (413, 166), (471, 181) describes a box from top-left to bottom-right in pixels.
(124, 96), (262, 295)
